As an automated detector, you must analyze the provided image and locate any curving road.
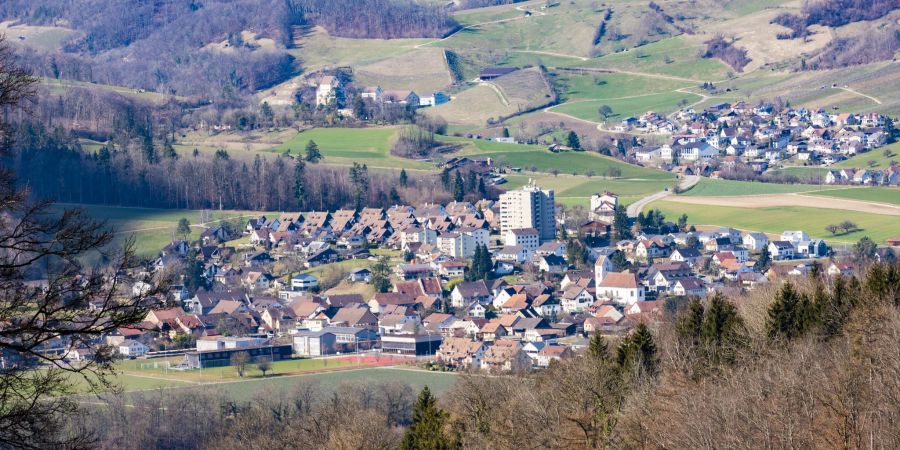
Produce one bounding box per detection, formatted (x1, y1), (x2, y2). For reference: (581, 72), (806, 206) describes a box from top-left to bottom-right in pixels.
(627, 175), (700, 218)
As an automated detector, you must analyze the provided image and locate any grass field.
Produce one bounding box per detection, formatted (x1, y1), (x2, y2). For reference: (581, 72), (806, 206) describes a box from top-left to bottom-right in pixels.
(650, 200), (900, 244)
(576, 36), (732, 81)
(680, 178), (832, 196)
(270, 127), (433, 170)
(555, 72), (693, 103)
(551, 90), (702, 123)
(504, 173), (671, 208)
(354, 47), (452, 93)
(447, 136), (673, 179)
(809, 187), (900, 207)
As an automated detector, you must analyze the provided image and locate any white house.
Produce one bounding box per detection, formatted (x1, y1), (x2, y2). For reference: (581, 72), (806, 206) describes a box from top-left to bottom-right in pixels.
(768, 241), (795, 260)
(742, 232), (769, 253)
(419, 91), (449, 107)
(118, 340), (149, 358)
(291, 274), (320, 291)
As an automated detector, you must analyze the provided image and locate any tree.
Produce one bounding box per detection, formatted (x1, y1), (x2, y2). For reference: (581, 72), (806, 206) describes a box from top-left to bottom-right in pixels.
(612, 204), (632, 241)
(177, 217), (191, 239)
(371, 256), (392, 293)
(305, 140), (323, 163)
(677, 214), (688, 232)
(598, 104), (613, 120)
(502, 127), (510, 138)
(231, 351), (250, 377)
(754, 245), (771, 271)
(0, 36), (163, 449)
(453, 171), (465, 202)
(838, 220), (857, 233)
(440, 169), (451, 190)
(257, 358), (272, 377)
(294, 159), (306, 209)
(854, 236), (877, 262)
(401, 386), (455, 450)
(825, 223), (839, 235)
(616, 323), (658, 379)
(566, 131), (581, 150)
(399, 168), (409, 187)
(766, 282), (813, 341)
(588, 333), (610, 360)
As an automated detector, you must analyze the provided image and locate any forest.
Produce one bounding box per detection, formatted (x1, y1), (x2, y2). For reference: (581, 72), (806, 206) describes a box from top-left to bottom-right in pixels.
(2, 0), (458, 99)
(702, 35), (751, 72)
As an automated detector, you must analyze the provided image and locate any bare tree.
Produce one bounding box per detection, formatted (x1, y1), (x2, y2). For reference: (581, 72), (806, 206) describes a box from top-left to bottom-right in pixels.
(231, 351), (250, 377)
(0, 35), (164, 449)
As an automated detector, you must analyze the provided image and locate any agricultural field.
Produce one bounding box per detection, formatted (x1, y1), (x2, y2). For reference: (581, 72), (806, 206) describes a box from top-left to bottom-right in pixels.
(424, 84), (518, 125)
(2, 21), (80, 51)
(809, 187), (900, 207)
(681, 178), (833, 196)
(354, 47), (453, 93)
(289, 26), (428, 71)
(41, 78), (177, 103)
(575, 36), (732, 81)
(650, 200), (900, 245)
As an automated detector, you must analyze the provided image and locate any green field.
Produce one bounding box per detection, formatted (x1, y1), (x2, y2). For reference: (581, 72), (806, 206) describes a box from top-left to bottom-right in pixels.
(555, 72), (693, 102)
(681, 178), (831, 196)
(504, 173), (671, 208)
(551, 90), (702, 123)
(650, 200), (900, 244)
(809, 187), (900, 207)
(447, 136), (674, 179)
(270, 127), (433, 170)
(575, 36), (732, 81)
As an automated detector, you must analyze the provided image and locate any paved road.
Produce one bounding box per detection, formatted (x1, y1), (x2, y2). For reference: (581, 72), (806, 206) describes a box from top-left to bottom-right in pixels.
(627, 175), (700, 218)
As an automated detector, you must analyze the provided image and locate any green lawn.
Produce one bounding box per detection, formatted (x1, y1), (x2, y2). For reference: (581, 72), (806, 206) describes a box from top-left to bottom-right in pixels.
(551, 90), (702, 123)
(680, 178), (831, 196)
(809, 187), (900, 207)
(650, 200), (900, 244)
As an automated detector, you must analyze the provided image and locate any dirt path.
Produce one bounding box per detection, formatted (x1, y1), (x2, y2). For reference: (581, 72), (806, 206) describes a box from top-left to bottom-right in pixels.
(664, 193), (900, 216)
(837, 86), (882, 105)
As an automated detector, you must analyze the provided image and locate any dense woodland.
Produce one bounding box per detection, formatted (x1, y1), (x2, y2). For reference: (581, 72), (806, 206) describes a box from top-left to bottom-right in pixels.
(59, 261), (900, 449)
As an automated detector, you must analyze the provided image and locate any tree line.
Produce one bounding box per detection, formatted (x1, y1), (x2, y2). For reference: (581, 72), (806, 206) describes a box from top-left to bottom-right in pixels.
(6, 121), (468, 212)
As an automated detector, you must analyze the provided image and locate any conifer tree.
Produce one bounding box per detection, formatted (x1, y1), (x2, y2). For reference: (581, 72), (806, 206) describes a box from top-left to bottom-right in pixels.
(294, 159), (306, 209)
(399, 168), (409, 187)
(588, 333), (610, 360)
(766, 282), (812, 341)
(401, 387), (455, 450)
(304, 140), (323, 163)
(453, 171), (465, 202)
(616, 323), (658, 378)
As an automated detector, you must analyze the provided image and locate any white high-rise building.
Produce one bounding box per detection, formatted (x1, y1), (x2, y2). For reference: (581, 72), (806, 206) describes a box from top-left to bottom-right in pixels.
(499, 180), (555, 242)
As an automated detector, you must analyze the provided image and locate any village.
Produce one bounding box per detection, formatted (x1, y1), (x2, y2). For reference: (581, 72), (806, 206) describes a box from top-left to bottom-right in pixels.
(66, 178), (895, 374)
(624, 103), (898, 185)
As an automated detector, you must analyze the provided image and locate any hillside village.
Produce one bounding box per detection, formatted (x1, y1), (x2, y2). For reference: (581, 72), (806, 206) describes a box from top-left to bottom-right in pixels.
(67, 180), (897, 373)
(624, 103), (898, 184)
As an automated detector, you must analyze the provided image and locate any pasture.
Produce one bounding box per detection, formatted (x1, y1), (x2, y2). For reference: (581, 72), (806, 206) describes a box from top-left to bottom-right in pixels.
(650, 200), (900, 244)
(833, 142), (900, 169)
(270, 127), (434, 170)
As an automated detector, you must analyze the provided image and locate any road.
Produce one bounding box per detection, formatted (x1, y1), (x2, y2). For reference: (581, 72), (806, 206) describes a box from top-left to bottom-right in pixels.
(626, 175), (699, 218)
